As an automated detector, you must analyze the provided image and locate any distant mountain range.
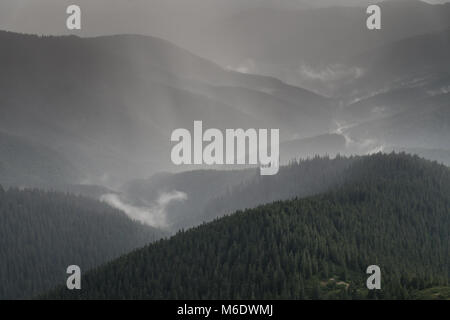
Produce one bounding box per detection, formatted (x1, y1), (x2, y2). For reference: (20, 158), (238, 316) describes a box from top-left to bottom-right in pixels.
(0, 31), (333, 187)
(1, 0), (449, 188)
(342, 28), (450, 98)
(166, 0), (450, 91)
(334, 28), (450, 156)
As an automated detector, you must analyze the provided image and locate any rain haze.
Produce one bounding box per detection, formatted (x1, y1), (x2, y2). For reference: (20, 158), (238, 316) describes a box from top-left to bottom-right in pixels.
(0, 0), (449, 300)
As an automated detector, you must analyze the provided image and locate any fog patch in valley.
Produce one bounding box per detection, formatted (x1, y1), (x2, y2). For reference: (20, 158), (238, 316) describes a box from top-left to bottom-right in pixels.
(100, 191), (187, 228)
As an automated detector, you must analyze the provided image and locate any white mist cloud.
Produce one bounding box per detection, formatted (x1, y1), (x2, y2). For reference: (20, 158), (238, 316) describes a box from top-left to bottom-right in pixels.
(100, 190), (187, 228)
(427, 85), (450, 96)
(299, 64), (364, 82)
(226, 59), (257, 74)
(332, 120), (385, 155)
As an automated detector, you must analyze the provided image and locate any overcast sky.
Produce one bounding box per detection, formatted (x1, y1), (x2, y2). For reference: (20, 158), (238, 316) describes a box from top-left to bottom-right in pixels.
(1, 0), (449, 37)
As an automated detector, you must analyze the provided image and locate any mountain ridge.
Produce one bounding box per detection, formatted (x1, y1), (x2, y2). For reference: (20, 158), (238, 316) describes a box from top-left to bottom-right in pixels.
(0, 30), (333, 187)
(43, 153), (450, 299)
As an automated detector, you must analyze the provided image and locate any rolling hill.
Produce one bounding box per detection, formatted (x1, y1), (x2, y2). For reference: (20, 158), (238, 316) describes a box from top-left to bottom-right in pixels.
(0, 187), (166, 299)
(116, 156), (353, 231)
(44, 154), (450, 299)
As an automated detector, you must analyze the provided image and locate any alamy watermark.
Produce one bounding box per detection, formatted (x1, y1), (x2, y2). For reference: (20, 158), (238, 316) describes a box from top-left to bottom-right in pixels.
(66, 4), (381, 31)
(366, 265), (381, 290)
(66, 5), (81, 30)
(171, 121), (279, 175)
(66, 265), (81, 290)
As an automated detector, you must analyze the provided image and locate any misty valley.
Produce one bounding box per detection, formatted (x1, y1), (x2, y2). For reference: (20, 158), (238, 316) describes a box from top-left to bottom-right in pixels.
(0, 0), (449, 301)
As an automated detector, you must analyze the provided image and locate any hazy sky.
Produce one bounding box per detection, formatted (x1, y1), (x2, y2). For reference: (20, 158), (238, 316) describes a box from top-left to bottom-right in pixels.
(1, 0), (449, 37)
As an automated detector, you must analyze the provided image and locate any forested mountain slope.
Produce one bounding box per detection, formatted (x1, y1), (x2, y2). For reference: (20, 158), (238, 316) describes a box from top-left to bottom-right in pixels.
(195, 156), (355, 228)
(0, 131), (80, 187)
(0, 188), (166, 299)
(45, 154), (450, 299)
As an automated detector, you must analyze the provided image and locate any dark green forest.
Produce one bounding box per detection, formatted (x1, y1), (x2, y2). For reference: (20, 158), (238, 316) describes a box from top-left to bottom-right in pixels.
(0, 188), (166, 299)
(201, 155), (354, 224)
(44, 154), (450, 299)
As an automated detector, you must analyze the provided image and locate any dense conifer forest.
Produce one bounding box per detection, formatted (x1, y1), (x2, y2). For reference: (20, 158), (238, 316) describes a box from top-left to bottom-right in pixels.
(0, 188), (165, 299)
(44, 154), (450, 299)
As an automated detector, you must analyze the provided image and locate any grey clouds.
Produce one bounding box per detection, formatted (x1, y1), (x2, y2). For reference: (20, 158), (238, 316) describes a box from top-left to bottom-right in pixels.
(1, 0), (449, 37)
